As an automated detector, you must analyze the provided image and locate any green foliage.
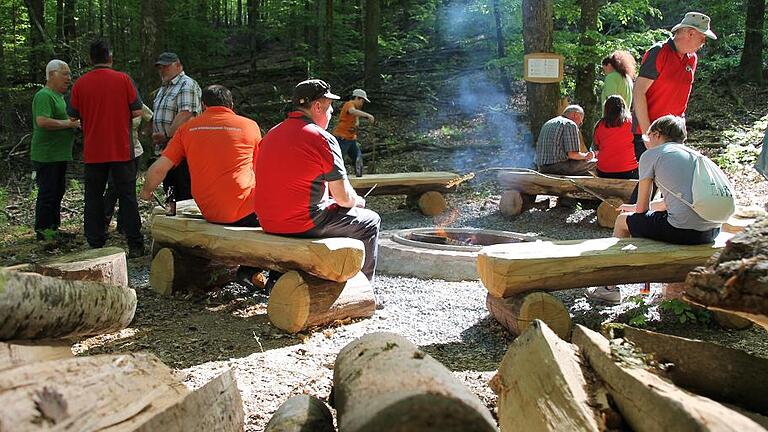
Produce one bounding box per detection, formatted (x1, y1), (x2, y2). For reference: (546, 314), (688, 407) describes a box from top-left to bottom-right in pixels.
(0, 187), (7, 224)
(625, 294), (652, 327)
(659, 299), (711, 325)
(714, 143), (760, 172)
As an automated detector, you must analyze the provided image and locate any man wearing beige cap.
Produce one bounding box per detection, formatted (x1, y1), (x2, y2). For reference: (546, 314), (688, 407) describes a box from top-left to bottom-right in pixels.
(632, 12), (716, 161)
(332, 88), (375, 177)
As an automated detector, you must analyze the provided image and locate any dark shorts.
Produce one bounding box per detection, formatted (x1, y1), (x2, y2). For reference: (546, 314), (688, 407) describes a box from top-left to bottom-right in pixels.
(626, 210), (719, 245)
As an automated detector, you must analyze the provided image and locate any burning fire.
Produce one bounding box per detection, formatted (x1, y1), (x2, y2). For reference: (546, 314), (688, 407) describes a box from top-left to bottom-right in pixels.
(433, 208), (461, 238)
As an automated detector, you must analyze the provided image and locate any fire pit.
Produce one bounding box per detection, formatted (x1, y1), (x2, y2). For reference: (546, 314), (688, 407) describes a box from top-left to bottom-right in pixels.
(378, 228), (542, 281)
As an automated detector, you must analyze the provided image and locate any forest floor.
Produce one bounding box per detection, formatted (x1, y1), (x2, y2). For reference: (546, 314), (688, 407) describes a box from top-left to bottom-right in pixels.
(1, 64), (768, 430)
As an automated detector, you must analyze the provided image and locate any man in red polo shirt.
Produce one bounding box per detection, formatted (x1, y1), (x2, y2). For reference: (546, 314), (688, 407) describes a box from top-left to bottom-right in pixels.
(254, 79), (380, 282)
(139, 85), (262, 227)
(632, 12), (716, 160)
(68, 39), (145, 257)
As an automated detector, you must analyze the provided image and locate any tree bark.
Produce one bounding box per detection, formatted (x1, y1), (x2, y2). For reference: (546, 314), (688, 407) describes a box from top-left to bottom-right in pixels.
(522, 0), (559, 143)
(498, 170), (637, 202)
(64, 0), (77, 42)
(265, 394), (334, 432)
(56, 0), (65, 40)
(324, 0), (333, 70)
(31, 246), (128, 288)
(332, 332), (497, 432)
(573, 325), (766, 432)
(348, 171), (461, 196)
(740, 0), (765, 84)
(575, 0), (600, 145)
(267, 271), (376, 333)
(149, 248), (237, 296)
(478, 234), (731, 298)
(490, 320), (603, 431)
(364, 0), (381, 89)
(0, 270), (137, 340)
(492, 0), (512, 95)
(486, 292), (572, 340)
(139, 0), (163, 98)
(25, 0), (46, 82)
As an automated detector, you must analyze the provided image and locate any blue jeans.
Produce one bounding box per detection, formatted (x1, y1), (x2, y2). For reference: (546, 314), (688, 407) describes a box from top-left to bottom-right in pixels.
(336, 138), (362, 164)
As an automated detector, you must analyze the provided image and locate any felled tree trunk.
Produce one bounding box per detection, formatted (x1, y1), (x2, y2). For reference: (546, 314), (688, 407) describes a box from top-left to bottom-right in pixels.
(490, 320), (603, 431)
(267, 271), (376, 333)
(0, 340), (73, 372)
(265, 394), (334, 432)
(573, 325), (765, 432)
(31, 247), (128, 287)
(486, 292), (571, 340)
(0, 270), (136, 340)
(149, 247), (237, 296)
(498, 171), (637, 202)
(348, 171), (460, 196)
(333, 332), (497, 432)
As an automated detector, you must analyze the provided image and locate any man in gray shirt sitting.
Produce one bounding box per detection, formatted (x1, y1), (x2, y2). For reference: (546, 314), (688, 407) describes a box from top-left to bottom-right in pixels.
(535, 105), (596, 176)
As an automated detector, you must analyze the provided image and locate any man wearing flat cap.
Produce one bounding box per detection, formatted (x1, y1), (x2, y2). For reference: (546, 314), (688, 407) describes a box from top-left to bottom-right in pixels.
(254, 79), (381, 284)
(632, 12), (716, 161)
(151, 52), (202, 202)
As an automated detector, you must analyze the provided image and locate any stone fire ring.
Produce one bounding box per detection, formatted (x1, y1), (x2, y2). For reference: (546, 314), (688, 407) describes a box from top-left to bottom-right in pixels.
(377, 227), (541, 281)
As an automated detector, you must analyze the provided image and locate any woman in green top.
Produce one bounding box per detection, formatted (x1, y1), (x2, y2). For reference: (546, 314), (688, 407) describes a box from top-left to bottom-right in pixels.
(600, 50), (636, 108)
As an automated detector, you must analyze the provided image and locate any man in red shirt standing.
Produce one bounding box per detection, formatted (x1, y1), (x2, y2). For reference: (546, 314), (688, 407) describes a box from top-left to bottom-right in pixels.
(254, 79), (380, 282)
(632, 12), (716, 160)
(68, 39), (145, 257)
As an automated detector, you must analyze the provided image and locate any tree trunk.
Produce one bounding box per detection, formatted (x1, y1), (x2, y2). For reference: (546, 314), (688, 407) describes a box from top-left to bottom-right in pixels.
(324, 0), (333, 69)
(30, 246), (128, 288)
(0, 270), (137, 340)
(265, 395), (334, 432)
(267, 271), (376, 333)
(348, 171), (461, 196)
(498, 170), (637, 202)
(0, 340), (73, 372)
(740, 0), (765, 84)
(56, 0), (65, 40)
(486, 292), (572, 340)
(64, 0), (77, 42)
(332, 332), (497, 432)
(140, 0), (162, 100)
(363, 0), (381, 88)
(149, 247), (237, 296)
(490, 320), (603, 431)
(478, 234), (731, 298)
(25, 0), (46, 82)
(575, 0), (600, 146)
(573, 325), (766, 432)
(492, 0), (512, 95)
(522, 0), (559, 143)
(236, 0), (243, 26)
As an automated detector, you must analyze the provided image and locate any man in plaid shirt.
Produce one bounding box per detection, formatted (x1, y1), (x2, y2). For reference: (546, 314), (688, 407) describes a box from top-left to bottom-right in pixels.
(535, 105), (596, 176)
(152, 52), (202, 201)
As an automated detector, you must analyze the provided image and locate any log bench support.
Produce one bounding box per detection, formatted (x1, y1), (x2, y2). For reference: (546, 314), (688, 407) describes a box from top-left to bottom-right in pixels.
(486, 292), (572, 340)
(349, 172), (461, 216)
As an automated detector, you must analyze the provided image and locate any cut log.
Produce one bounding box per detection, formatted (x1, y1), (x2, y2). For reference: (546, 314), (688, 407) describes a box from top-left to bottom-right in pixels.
(596, 199), (623, 229)
(267, 271), (376, 333)
(722, 215), (757, 234)
(499, 190), (534, 217)
(572, 325), (765, 432)
(712, 310), (753, 329)
(486, 292), (572, 340)
(31, 247), (128, 288)
(685, 218), (768, 330)
(0, 270), (136, 340)
(151, 215), (364, 282)
(491, 320), (602, 431)
(264, 394), (334, 432)
(478, 233), (732, 298)
(149, 247), (237, 296)
(498, 170), (637, 201)
(0, 340), (73, 372)
(415, 191), (447, 216)
(0, 352), (243, 431)
(607, 324), (768, 415)
(332, 332), (497, 432)
(348, 172), (461, 196)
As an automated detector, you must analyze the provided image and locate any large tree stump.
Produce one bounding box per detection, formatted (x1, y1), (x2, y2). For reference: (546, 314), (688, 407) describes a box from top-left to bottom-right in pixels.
(0, 353), (243, 431)
(31, 247), (128, 287)
(149, 247), (237, 296)
(267, 271), (376, 333)
(573, 325), (765, 432)
(264, 394), (334, 432)
(490, 320), (603, 431)
(332, 332), (497, 432)
(0, 340), (73, 372)
(0, 270), (136, 340)
(486, 292), (572, 340)
(499, 190), (535, 217)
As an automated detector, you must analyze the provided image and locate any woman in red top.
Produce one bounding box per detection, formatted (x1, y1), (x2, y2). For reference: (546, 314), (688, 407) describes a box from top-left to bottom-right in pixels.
(593, 95), (638, 180)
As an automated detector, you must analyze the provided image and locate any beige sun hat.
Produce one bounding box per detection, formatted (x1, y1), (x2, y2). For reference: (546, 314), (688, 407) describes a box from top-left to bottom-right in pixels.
(352, 89), (371, 102)
(671, 12), (717, 40)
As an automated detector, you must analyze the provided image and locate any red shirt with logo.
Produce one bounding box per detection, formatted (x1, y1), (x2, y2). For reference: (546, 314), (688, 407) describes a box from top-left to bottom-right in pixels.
(593, 119), (638, 173)
(254, 111), (347, 233)
(68, 67), (142, 163)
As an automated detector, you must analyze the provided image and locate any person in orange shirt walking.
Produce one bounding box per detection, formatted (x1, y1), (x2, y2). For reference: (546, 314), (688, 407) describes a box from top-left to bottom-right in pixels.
(332, 88), (375, 177)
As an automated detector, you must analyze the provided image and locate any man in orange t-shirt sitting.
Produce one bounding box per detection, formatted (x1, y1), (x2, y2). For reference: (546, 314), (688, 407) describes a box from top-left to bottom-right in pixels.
(140, 85), (262, 227)
(332, 88), (375, 177)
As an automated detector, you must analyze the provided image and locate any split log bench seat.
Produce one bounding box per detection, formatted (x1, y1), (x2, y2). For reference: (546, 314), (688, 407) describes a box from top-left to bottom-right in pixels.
(150, 213), (376, 333)
(348, 171), (463, 216)
(496, 170), (637, 225)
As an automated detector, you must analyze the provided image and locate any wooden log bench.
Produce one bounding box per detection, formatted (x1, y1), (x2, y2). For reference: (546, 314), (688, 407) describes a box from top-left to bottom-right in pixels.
(150, 213), (376, 333)
(496, 170), (637, 223)
(348, 172), (463, 216)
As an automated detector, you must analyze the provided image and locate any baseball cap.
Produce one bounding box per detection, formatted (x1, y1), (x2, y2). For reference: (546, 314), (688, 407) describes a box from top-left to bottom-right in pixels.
(671, 12), (717, 40)
(352, 89), (370, 102)
(292, 79), (340, 105)
(155, 52), (180, 66)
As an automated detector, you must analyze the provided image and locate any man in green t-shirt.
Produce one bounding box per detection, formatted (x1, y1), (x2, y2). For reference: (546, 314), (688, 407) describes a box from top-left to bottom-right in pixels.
(31, 59), (81, 240)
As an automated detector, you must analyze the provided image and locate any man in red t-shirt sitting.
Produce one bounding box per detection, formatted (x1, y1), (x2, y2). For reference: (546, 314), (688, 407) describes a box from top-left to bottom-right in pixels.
(254, 79), (381, 282)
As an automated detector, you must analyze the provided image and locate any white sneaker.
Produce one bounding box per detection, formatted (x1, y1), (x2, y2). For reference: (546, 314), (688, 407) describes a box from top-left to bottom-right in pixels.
(586, 286), (622, 304)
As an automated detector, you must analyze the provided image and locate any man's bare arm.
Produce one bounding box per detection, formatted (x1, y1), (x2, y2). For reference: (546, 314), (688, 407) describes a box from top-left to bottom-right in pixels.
(168, 110), (195, 136)
(139, 156), (174, 201)
(633, 77), (654, 134)
(328, 179), (364, 208)
(348, 107), (375, 123)
(36, 116), (79, 130)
